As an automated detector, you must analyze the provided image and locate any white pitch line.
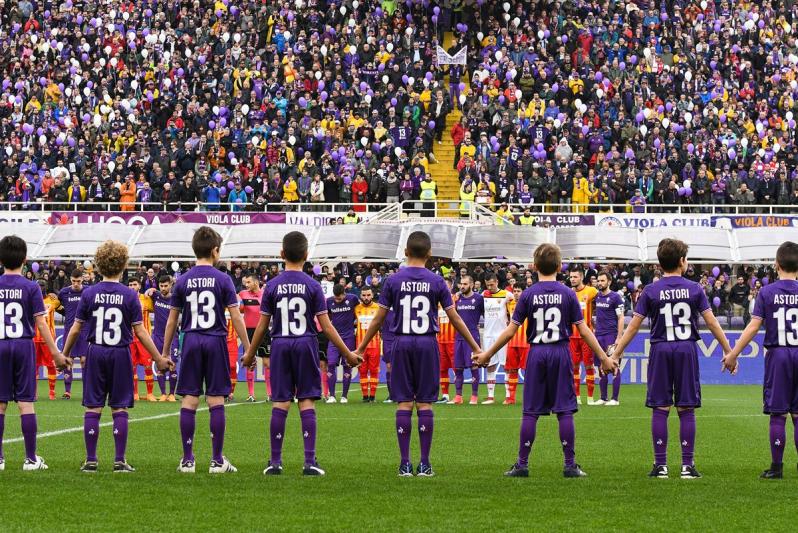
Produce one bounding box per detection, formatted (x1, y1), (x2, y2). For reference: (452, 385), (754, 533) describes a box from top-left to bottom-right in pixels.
(2, 400), (266, 445)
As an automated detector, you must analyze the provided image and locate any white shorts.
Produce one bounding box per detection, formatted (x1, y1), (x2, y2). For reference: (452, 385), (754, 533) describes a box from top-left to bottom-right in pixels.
(484, 335), (507, 367)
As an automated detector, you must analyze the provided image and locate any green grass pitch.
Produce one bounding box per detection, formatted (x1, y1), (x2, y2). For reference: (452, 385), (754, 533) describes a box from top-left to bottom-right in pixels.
(0, 382), (795, 531)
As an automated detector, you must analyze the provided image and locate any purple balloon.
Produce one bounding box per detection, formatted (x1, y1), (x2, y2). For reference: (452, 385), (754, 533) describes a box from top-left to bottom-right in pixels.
(712, 297), (721, 307)
(244, 186), (253, 194)
(581, 125), (589, 135)
(429, 120), (435, 129)
(390, 97), (398, 107)
(31, 262), (40, 273)
(298, 97), (307, 107)
(312, 265), (322, 276)
(561, 35), (568, 43)
(712, 266), (720, 277)
(762, 277), (770, 286)
(208, 120), (216, 130)
(227, 180), (235, 189)
(627, 281), (635, 291)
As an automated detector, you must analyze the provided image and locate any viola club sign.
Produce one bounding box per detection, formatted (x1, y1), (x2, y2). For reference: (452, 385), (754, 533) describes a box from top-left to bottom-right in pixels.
(46, 211), (371, 226)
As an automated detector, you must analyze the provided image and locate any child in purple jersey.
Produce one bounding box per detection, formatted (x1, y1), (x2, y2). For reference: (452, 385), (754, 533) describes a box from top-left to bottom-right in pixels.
(451, 275), (484, 405)
(474, 244), (616, 479)
(0, 235), (68, 472)
(160, 226), (251, 474)
(381, 308), (395, 403)
(613, 238), (731, 480)
(243, 231), (361, 476)
(145, 275), (180, 402)
(355, 232), (481, 477)
(723, 241), (798, 479)
(57, 269), (89, 400)
(63, 241), (173, 473)
(593, 271), (625, 405)
(324, 284), (359, 403)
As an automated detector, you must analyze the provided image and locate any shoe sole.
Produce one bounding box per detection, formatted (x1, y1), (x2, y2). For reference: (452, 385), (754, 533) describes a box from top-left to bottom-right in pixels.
(416, 473), (435, 477)
(680, 475), (701, 479)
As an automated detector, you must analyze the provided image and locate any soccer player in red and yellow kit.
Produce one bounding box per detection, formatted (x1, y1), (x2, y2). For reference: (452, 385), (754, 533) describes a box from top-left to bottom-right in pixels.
(569, 269), (598, 404)
(239, 274), (266, 402)
(128, 279), (156, 402)
(34, 280), (59, 400)
(226, 312), (240, 402)
(437, 301), (455, 402)
(505, 286), (529, 405)
(354, 287), (381, 402)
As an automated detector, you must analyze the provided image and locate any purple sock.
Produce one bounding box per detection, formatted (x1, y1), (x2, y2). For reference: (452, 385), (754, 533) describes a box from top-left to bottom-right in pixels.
(84, 411), (101, 462)
(770, 415), (787, 465)
(209, 405), (226, 463)
(20, 413), (37, 462)
(612, 373), (622, 401)
(342, 366), (352, 398)
(64, 367), (73, 395)
(168, 372), (177, 395)
(327, 364), (337, 397)
(385, 370), (392, 400)
(270, 407), (288, 465)
(652, 409), (669, 466)
(678, 409), (696, 466)
(794, 416), (798, 456)
(417, 410), (434, 465)
(300, 409), (317, 464)
(112, 411), (129, 462)
(454, 369), (464, 395)
(599, 374), (608, 401)
(470, 367), (480, 397)
(179, 408), (196, 462)
(517, 413), (538, 467)
(0, 413), (5, 460)
(558, 413), (576, 468)
(396, 409), (412, 464)
(156, 373), (167, 395)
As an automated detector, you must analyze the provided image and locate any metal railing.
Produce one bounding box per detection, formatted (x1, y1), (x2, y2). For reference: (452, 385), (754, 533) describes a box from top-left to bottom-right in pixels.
(475, 202), (798, 215)
(0, 200), (392, 213)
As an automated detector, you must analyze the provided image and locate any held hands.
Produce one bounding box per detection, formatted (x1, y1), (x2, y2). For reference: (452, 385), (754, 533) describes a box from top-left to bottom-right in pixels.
(155, 356), (176, 374)
(241, 351), (256, 371)
(53, 352), (71, 372)
(471, 351), (491, 367)
(600, 355), (619, 376)
(346, 349), (364, 368)
(721, 352), (739, 375)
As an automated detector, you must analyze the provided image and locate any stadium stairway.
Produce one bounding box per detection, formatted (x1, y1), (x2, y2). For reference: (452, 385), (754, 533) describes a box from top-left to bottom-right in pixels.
(429, 31), (468, 218)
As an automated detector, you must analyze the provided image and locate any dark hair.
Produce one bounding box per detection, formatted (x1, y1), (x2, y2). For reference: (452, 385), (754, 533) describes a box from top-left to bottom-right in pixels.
(484, 272), (498, 282)
(158, 274), (172, 284)
(360, 286), (373, 294)
(282, 231), (308, 263)
(333, 284), (345, 297)
(656, 238), (689, 272)
(192, 226), (223, 259)
(406, 231), (431, 259)
(0, 235), (27, 270)
(533, 243), (561, 276)
(71, 269), (83, 279)
(597, 270), (612, 281)
(776, 241), (798, 273)
(569, 268), (584, 277)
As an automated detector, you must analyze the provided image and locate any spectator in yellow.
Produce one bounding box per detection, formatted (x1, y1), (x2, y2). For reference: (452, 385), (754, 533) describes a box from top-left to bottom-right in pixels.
(571, 172), (589, 213)
(67, 176), (86, 205)
(343, 208), (359, 224)
(282, 175), (299, 203)
(494, 202), (511, 225)
(518, 208), (536, 225)
(459, 179), (475, 218)
(476, 175), (496, 205)
(459, 138), (476, 160)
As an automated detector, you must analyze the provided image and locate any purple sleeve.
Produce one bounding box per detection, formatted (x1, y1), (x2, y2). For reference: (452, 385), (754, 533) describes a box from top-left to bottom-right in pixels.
(438, 278), (454, 310)
(511, 291), (528, 326)
(378, 277), (393, 309)
(614, 292), (625, 314)
(29, 285), (45, 317)
(633, 287), (650, 318)
(695, 286), (711, 314)
(751, 290), (765, 320)
(75, 291), (90, 322)
(567, 291), (584, 326)
(260, 284), (273, 316)
(170, 278), (185, 310)
(312, 283), (328, 316)
(128, 291), (143, 326)
(220, 275), (239, 308)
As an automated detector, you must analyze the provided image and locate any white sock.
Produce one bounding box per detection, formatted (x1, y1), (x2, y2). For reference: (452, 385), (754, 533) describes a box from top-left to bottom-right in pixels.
(487, 370), (496, 398)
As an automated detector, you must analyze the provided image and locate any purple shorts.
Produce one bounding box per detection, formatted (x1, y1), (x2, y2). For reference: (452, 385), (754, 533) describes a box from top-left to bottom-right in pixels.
(382, 338), (394, 363)
(646, 341), (701, 409)
(0, 339), (36, 402)
(327, 336), (356, 367)
(454, 338), (476, 369)
(593, 334), (616, 367)
(270, 337), (321, 402)
(153, 335), (180, 361)
(390, 335), (439, 403)
(82, 344), (135, 409)
(176, 333), (231, 397)
(70, 330), (90, 359)
(523, 343), (577, 416)
(763, 347), (798, 414)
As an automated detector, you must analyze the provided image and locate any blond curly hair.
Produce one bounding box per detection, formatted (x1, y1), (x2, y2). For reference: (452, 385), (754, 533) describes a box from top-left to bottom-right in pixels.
(94, 240), (129, 278)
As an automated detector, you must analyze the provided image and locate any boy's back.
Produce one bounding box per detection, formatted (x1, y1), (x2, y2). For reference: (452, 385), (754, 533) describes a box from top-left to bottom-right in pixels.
(78, 282), (141, 347)
(514, 281), (583, 345)
(379, 267), (452, 337)
(171, 265), (238, 336)
(0, 274), (45, 402)
(634, 276), (708, 344)
(752, 280), (798, 349)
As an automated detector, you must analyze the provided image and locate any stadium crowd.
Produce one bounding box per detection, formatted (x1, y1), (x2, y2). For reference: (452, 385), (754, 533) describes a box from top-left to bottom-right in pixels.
(1, 1), (798, 213)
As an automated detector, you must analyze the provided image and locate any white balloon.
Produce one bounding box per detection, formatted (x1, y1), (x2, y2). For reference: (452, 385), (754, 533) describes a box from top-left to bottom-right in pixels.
(340, 6), (346, 14)
(222, 32), (230, 42)
(123, 12), (130, 21)
(31, 34), (38, 44)
(131, 80), (138, 89)
(57, 42), (64, 51)
(422, 78), (429, 87)
(320, 45), (328, 56)
(553, 118), (561, 128)
(365, 94), (372, 103)
(788, 111), (795, 121)
(394, 147), (402, 157)
(65, 87), (72, 96)
(514, 17), (521, 27)
(99, 58), (106, 67)
(537, 30), (544, 39)
(639, 125), (648, 135)
(241, 104), (250, 115)
(405, 27), (413, 36)
(104, 45), (112, 55)
(82, 43), (90, 52)
(503, 13), (510, 21)
(314, 71), (322, 80)
(459, 94), (466, 105)
(580, 104), (587, 114)
(39, 134), (47, 145)
(382, 75), (389, 84)
(93, 114), (101, 127)
(141, 49), (148, 58)
(353, 0), (359, 7)
(84, 260), (92, 269)
(386, 43), (393, 52)
(495, 50), (503, 60)
(503, 2), (510, 12)
(477, 32), (484, 41)
(74, 95), (82, 104)
(185, 48), (192, 57)
(596, 88), (604, 98)
(5, 146), (12, 156)
(83, 87), (90, 96)
(213, 105), (220, 115)
(361, 137), (369, 146)
(251, 136), (260, 146)
(289, 135), (296, 145)
(348, 18), (355, 28)
(163, 51), (171, 62)
(108, 161), (115, 172)
(110, 57), (118, 67)
(234, 33), (242, 43)
(661, 118), (670, 129)
(515, 89), (522, 99)
(104, 94), (112, 104)
(685, 112), (693, 123)
(407, 77), (414, 86)
(741, 137), (749, 147)
(171, 261), (180, 272)
(163, 78), (171, 88)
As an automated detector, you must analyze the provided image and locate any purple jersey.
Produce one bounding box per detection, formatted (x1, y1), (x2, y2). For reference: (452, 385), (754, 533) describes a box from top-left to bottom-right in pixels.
(752, 280), (798, 348)
(455, 292), (484, 338)
(634, 276), (709, 344)
(58, 286), (84, 333)
(381, 308), (395, 343)
(326, 294), (359, 340)
(170, 265), (239, 337)
(378, 267), (453, 336)
(261, 271), (327, 339)
(150, 291), (172, 340)
(511, 281), (582, 345)
(76, 281), (142, 347)
(0, 274), (45, 339)
(594, 290), (625, 337)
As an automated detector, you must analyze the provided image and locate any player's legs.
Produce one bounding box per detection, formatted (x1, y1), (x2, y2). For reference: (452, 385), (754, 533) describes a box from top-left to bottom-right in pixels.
(671, 343), (701, 475)
(580, 340), (596, 402)
(153, 337), (168, 399)
(326, 346), (341, 400)
(63, 334), (86, 399)
(140, 351), (155, 401)
(294, 338), (322, 470)
(438, 343), (453, 400)
(1, 342), (41, 466)
(569, 337), (582, 398)
(36, 342), (56, 400)
(485, 336), (506, 402)
(454, 340), (477, 402)
(515, 348), (549, 470)
(176, 333), (203, 469)
(320, 359), (329, 399)
(549, 345), (580, 472)
(201, 336), (233, 469)
(359, 351), (372, 400)
(227, 340), (239, 401)
(505, 347), (524, 404)
(367, 349), (380, 399)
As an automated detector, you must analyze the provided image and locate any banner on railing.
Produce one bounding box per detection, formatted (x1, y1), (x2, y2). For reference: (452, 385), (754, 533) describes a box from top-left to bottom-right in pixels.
(710, 215), (798, 229)
(436, 46), (467, 65)
(45, 211), (374, 226)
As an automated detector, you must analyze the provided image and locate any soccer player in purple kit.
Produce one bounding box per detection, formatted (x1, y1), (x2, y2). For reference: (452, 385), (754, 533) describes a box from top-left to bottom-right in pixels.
(612, 238), (731, 479)
(451, 276), (484, 405)
(63, 241), (174, 473)
(354, 231), (481, 477)
(242, 231), (361, 476)
(473, 243), (617, 478)
(0, 235), (68, 471)
(160, 226), (250, 474)
(324, 284), (359, 404)
(593, 271), (625, 406)
(57, 269), (88, 400)
(722, 241), (798, 479)
(381, 307), (395, 403)
(146, 275), (179, 402)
